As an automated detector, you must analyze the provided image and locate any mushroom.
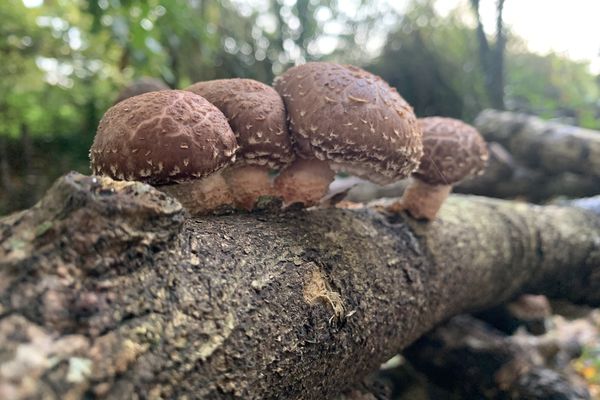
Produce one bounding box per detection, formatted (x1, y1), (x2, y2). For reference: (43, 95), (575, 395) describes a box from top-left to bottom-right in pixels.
(273, 62), (423, 206)
(387, 117), (489, 220)
(186, 79), (294, 210)
(89, 90), (238, 214)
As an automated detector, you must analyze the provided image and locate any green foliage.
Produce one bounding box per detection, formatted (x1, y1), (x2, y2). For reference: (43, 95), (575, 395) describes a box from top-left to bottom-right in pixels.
(369, 0), (489, 121)
(370, 0), (600, 128)
(506, 48), (600, 128)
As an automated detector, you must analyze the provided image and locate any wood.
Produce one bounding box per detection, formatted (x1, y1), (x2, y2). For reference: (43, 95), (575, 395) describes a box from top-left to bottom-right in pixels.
(0, 172), (599, 399)
(404, 315), (591, 399)
(456, 140), (600, 201)
(475, 109), (600, 180)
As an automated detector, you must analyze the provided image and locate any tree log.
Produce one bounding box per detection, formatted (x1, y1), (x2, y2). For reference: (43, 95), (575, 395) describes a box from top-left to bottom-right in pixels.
(345, 139), (600, 203)
(404, 315), (591, 399)
(474, 109), (600, 180)
(0, 172), (599, 399)
(456, 141), (600, 201)
(475, 294), (552, 335)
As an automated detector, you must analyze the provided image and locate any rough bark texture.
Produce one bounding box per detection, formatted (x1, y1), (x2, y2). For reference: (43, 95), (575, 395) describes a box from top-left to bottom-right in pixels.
(1, 173), (600, 399)
(475, 109), (600, 180)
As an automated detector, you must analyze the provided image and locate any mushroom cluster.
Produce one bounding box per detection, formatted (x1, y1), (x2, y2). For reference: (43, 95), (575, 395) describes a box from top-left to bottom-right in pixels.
(90, 62), (488, 220)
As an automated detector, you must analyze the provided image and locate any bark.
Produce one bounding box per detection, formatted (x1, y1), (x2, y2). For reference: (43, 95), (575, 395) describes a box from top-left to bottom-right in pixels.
(0, 172), (599, 399)
(475, 109), (600, 180)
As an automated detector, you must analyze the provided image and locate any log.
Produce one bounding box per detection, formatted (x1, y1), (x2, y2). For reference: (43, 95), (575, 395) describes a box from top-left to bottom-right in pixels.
(344, 140), (600, 203)
(474, 109), (600, 180)
(475, 294), (552, 335)
(0, 172), (599, 399)
(455, 141), (600, 201)
(404, 315), (591, 399)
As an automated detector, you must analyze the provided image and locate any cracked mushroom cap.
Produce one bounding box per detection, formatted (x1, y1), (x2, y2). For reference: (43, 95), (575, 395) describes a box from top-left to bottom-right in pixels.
(90, 90), (238, 185)
(415, 117), (489, 185)
(186, 78), (294, 169)
(273, 62), (422, 185)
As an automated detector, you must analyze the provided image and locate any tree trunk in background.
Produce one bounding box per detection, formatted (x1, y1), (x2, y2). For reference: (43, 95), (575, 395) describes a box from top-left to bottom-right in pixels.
(0, 136), (10, 192)
(0, 173), (599, 399)
(492, 0), (505, 108)
(20, 123), (32, 180)
(471, 0), (506, 110)
(270, 0), (290, 72)
(81, 78), (99, 137)
(166, 38), (180, 88)
(118, 45), (130, 71)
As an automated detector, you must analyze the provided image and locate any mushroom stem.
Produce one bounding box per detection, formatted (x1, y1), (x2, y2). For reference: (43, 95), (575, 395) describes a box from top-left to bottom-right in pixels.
(274, 158), (336, 207)
(387, 178), (452, 220)
(158, 172), (234, 215)
(222, 165), (275, 211)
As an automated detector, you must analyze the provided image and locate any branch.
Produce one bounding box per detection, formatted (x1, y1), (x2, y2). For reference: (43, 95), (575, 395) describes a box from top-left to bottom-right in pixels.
(0, 173), (599, 399)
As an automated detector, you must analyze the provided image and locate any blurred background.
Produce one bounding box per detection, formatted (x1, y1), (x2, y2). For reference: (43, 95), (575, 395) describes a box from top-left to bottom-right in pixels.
(1, 1), (600, 397)
(1, 0), (599, 216)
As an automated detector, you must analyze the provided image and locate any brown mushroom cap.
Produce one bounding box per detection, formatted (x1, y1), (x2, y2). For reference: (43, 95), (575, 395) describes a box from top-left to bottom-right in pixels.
(415, 117), (489, 185)
(186, 79), (294, 169)
(273, 62), (422, 185)
(90, 90), (238, 185)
